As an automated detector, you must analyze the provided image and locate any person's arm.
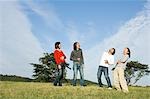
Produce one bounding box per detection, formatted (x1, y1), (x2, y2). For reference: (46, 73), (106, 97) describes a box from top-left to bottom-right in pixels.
(62, 51), (66, 59)
(70, 51), (77, 61)
(81, 49), (84, 64)
(118, 55), (129, 64)
(104, 53), (114, 65)
(112, 62), (118, 70)
(54, 50), (60, 65)
(107, 56), (114, 65)
(101, 52), (107, 64)
(105, 60), (113, 65)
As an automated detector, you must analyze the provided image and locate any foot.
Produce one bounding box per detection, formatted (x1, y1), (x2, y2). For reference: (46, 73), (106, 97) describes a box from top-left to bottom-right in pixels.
(108, 87), (112, 90)
(123, 90), (129, 93)
(98, 85), (103, 87)
(98, 83), (103, 87)
(114, 87), (121, 91)
(81, 84), (87, 87)
(53, 83), (57, 86)
(58, 83), (62, 86)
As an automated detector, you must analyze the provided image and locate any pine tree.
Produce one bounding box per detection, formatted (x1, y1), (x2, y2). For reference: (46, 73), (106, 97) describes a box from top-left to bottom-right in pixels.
(30, 53), (67, 82)
(125, 61), (150, 85)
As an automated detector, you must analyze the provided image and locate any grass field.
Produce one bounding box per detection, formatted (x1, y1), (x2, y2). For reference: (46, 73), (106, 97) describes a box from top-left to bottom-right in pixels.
(0, 81), (150, 99)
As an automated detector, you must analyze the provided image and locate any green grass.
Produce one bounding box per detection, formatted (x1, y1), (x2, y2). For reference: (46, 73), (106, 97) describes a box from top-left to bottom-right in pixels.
(0, 81), (150, 99)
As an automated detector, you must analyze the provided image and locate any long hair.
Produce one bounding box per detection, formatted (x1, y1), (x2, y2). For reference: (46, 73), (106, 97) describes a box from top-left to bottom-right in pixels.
(112, 48), (115, 55)
(73, 42), (78, 50)
(126, 47), (131, 58)
(55, 42), (60, 49)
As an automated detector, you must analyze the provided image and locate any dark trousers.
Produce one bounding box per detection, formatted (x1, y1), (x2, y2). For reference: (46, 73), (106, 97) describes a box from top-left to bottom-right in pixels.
(97, 66), (112, 87)
(54, 63), (64, 85)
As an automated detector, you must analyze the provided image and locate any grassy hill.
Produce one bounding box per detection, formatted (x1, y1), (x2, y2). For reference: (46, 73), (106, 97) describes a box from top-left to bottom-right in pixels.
(0, 74), (33, 82)
(0, 74), (97, 85)
(0, 81), (150, 99)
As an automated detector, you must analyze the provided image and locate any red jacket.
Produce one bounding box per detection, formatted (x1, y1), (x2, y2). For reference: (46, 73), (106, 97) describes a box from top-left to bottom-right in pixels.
(54, 49), (66, 65)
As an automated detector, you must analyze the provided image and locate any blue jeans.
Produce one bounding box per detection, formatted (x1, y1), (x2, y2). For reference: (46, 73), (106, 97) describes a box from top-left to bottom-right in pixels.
(97, 66), (112, 87)
(72, 62), (85, 86)
(54, 64), (64, 86)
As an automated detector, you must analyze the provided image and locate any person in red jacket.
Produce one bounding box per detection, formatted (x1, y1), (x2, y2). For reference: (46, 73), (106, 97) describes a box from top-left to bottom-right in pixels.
(53, 42), (66, 86)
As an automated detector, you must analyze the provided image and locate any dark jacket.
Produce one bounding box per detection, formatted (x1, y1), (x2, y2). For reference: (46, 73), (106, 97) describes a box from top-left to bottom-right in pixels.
(70, 49), (84, 64)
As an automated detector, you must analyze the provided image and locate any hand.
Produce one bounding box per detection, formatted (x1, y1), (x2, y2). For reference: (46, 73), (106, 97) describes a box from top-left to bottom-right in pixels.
(77, 58), (80, 61)
(60, 56), (64, 60)
(58, 65), (61, 69)
(105, 60), (109, 64)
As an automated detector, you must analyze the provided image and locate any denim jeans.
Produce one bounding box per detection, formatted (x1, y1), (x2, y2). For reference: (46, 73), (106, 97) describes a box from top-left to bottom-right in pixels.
(54, 64), (64, 85)
(72, 62), (85, 86)
(97, 66), (112, 87)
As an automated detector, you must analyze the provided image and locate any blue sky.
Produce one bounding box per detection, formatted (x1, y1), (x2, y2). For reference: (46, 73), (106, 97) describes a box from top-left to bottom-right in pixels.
(20, 0), (145, 51)
(1, 0), (150, 86)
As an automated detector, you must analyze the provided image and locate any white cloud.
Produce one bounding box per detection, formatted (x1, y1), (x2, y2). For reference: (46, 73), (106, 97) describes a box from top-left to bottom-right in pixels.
(83, 0), (150, 86)
(0, 1), (44, 77)
(21, 1), (66, 52)
(24, 1), (64, 32)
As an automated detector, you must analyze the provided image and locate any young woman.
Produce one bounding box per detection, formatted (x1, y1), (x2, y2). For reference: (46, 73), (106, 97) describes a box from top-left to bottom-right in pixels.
(97, 48), (115, 89)
(70, 42), (85, 86)
(113, 47), (131, 93)
(53, 42), (66, 86)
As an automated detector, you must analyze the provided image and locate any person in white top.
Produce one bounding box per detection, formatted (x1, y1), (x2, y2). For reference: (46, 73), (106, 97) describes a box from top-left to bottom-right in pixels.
(97, 48), (115, 88)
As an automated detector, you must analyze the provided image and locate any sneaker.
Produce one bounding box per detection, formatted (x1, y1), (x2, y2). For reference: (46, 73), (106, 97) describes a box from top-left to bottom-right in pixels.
(82, 84), (87, 87)
(108, 87), (112, 90)
(99, 85), (103, 87)
(58, 83), (62, 86)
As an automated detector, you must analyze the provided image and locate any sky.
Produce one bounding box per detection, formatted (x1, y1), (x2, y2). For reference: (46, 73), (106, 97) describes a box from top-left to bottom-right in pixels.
(0, 0), (150, 86)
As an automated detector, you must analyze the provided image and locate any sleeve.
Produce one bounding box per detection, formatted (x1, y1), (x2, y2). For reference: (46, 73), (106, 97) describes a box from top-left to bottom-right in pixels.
(108, 56), (114, 65)
(121, 55), (129, 63)
(54, 50), (59, 65)
(101, 52), (106, 61)
(62, 51), (66, 59)
(70, 51), (76, 61)
(81, 50), (84, 64)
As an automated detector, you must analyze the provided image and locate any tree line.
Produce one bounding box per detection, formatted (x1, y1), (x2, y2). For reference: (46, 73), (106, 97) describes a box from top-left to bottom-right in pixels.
(1, 53), (149, 85)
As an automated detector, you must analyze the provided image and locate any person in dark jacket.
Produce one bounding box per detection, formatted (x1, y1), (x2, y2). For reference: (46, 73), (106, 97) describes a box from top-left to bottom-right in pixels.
(70, 42), (85, 86)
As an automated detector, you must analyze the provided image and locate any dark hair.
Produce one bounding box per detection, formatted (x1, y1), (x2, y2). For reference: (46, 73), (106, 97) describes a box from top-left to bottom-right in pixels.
(111, 48), (115, 55)
(55, 42), (61, 49)
(73, 42), (78, 50)
(126, 47), (131, 58)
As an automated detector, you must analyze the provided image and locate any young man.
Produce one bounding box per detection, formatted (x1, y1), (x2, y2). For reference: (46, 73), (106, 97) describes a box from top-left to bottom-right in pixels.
(70, 42), (85, 86)
(97, 48), (115, 89)
(53, 42), (66, 86)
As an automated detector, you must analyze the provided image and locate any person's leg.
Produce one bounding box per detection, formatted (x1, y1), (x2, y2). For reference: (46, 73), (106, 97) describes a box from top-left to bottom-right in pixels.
(58, 66), (64, 86)
(54, 69), (59, 86)
(103, 67), (112, 88)
(113, 67), (121, 91)
(118, 67), (129, 92)
(97, 66), (103, 87)
(79, 64), (85, 86)
(73, 62), (78, 86)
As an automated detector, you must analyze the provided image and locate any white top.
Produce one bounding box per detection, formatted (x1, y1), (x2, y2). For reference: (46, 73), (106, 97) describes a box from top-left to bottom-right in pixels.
(117, 55), (129, 69)
(99, 52), (114, 67)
